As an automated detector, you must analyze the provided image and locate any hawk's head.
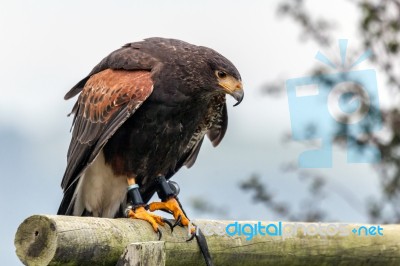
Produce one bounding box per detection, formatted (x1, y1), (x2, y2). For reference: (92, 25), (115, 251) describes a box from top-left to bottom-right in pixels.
(142, 38), (244, 106)
(197, 45), (243, 106)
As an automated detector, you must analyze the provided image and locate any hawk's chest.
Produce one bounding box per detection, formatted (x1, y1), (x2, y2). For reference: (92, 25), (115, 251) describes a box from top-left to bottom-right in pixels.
(183, 96), (225, 151)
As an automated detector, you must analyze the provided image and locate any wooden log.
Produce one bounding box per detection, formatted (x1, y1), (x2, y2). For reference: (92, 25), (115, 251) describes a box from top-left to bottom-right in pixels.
(14, 215), (400, 265)
(116, 241), (166, 266)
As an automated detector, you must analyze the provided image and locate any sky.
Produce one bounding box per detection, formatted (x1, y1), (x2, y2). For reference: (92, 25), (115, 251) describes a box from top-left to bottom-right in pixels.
(0, 0), (387, 264)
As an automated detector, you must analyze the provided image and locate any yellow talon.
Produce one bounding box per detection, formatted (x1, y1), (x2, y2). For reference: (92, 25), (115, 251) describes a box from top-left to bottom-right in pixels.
(148, 197), (190, 227)
(128, 206), (165, 232)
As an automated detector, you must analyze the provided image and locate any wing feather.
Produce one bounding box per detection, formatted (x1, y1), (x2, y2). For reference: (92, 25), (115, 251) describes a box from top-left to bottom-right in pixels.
(65, 45), (157, 100)
(59, 69), (154, 213)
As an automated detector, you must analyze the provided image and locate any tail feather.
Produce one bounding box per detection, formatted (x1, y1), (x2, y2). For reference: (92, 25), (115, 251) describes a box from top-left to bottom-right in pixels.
(57, 181), (78, 215)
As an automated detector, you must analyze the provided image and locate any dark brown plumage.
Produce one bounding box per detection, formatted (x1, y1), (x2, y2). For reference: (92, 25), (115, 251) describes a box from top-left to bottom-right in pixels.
(58, 37), (243, 219)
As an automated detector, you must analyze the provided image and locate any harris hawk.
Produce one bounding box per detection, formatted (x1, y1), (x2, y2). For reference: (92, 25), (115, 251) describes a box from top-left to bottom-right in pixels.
(58, 38), (243, 240)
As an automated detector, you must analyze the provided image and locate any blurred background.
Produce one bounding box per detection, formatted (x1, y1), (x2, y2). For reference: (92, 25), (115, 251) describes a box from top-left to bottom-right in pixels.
(2, 0), (400, 264)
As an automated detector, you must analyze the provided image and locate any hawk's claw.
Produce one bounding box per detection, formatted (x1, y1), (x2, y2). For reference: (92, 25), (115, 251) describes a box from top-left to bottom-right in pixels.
(160, 209), (173, 215)
(127, 206), (167, 239)
(157, 228), (162, 240)
(172, 215), (182, 229)
(163, 218), (174, 232)
(148, 197), (190, 227)
(186, 231), (196, 242)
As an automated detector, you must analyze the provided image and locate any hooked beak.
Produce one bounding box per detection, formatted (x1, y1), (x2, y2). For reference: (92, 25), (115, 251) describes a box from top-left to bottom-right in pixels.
(218, 77), (244, 106)
(231, 87), (244, 106)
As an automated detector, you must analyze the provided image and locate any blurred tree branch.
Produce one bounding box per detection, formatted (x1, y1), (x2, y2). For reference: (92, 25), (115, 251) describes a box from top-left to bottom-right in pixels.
(240, 173), (327, 222)
(245, 0), (400, 223)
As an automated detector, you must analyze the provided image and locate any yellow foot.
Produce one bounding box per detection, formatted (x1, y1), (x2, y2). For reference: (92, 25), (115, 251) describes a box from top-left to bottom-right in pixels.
(148, 197), (190, 228)
(127, 206), (172, 239)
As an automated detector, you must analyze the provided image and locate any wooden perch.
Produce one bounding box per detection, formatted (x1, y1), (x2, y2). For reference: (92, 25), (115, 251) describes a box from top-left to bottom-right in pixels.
(15, 215), (400, 265)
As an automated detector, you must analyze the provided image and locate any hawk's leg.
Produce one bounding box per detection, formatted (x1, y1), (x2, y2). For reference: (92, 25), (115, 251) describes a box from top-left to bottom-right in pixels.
(147, 176), (191, 228)
(148, 176), (214, 266)
(147, 176), (214, 266)
(125, 177), (172, 239)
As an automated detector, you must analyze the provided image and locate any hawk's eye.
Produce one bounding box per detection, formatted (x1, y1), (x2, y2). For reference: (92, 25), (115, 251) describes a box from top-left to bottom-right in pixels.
(216, 71), (227, 79)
